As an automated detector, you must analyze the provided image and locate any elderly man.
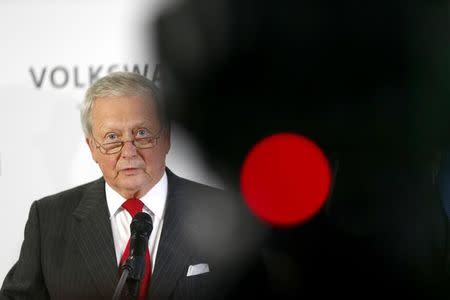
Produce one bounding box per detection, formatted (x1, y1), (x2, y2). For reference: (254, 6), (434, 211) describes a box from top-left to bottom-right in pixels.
(0, 72), (268, 300)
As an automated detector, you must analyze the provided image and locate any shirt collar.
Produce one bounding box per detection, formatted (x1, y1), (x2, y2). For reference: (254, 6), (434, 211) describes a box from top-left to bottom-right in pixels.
(105, 171), (168, 220)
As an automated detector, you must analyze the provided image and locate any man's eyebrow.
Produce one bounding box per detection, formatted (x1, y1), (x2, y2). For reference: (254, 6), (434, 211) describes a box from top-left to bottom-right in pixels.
(97, 123), (121, 134)
(97, 121), (158, 134)
(133, 118), (160, 128)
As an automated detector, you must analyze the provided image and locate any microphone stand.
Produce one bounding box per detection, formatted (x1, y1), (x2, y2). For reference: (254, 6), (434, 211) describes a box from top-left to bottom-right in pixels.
(112, 212), (152, 300)
(112, 268), (130, 300)
(112, 255), (146, 300)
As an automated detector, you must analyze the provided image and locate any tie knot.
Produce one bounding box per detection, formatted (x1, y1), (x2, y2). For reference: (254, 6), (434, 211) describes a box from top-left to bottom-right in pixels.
(122, 198), (144, 217)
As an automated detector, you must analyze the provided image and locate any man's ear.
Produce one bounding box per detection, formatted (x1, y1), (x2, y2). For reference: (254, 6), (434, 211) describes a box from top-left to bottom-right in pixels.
(86, 137), (97, 163)
(164, 128), (171, 154)
(86, 137), (93, 151)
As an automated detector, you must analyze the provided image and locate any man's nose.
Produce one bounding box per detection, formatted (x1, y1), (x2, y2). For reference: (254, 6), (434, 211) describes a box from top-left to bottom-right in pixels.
(121, 140), (138, 158)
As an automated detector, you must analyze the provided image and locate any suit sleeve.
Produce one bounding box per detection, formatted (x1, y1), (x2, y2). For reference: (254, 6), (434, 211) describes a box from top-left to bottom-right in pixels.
(0, 201), (49, 300)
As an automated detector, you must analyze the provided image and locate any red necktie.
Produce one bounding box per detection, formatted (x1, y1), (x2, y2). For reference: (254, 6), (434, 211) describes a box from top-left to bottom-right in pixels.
(119, 198), (151, 300)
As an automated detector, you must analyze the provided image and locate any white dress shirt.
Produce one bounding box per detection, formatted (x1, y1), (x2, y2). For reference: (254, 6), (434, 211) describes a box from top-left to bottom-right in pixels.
(105, 172), (168, 272)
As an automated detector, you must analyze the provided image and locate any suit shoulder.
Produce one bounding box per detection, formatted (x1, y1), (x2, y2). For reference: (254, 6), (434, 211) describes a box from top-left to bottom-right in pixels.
(179, 177), (223, 193)
(168, 171), (224, 195)
(35, 178), (103, 210)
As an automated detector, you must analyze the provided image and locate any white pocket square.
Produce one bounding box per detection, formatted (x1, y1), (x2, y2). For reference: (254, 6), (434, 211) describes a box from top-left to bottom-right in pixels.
(186, 263), (210, 277)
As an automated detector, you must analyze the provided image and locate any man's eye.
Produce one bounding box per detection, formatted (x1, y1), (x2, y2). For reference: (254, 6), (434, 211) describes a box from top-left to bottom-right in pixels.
(106, 133), (118, 141)
(136, 129), (150, 137)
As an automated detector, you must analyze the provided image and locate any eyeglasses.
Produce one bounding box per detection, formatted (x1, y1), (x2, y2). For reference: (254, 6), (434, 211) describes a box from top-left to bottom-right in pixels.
(91, 129), (163, 155)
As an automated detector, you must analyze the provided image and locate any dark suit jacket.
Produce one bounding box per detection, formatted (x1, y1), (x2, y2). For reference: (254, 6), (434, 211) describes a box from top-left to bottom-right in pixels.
(0, 169), (267, 300)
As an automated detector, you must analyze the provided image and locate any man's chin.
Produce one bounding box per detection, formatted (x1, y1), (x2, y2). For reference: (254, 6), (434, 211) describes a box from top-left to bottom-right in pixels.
(120, 176), (145, 187)
(118, 172), (149, 186)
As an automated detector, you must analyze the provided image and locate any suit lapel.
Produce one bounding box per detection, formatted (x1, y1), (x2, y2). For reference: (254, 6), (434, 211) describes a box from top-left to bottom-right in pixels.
(148, 170), (193, 300)
(72, 178), (118, 299)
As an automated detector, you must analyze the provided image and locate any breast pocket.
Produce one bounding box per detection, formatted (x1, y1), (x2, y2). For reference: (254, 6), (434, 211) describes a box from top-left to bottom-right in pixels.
(173, 271), (224, 300)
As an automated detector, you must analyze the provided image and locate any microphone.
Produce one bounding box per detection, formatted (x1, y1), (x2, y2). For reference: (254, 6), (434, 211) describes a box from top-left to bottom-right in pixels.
(121, 212), (153, 280)
(113, 212), (153, 300)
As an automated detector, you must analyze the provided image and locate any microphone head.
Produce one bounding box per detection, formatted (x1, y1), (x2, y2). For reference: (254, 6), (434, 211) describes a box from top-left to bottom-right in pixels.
(130, 212), (153, 239)
(125, 212), (153, 276)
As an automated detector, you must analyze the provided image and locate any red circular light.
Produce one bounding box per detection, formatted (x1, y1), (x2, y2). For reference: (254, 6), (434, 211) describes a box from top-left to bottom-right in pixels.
(240, 133), (332, 226)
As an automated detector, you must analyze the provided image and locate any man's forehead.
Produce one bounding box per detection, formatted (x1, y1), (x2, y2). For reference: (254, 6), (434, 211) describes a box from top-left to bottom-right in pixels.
(90, 94), (162, 131)
(92, 94), (156, 108)
(92, 95), (157, 115)
(94, 117), (160, 131)
(98, 118), (158, 128)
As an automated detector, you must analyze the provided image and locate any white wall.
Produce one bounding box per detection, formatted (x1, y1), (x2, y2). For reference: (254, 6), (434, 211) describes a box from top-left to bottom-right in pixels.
(0, 0), (222, 281)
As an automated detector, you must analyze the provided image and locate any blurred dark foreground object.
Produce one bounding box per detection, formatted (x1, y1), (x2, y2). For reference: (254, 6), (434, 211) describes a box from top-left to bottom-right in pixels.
(154, 0), (450, 298)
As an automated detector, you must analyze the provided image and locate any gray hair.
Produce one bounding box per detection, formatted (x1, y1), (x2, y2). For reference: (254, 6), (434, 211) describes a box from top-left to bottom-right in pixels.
(80, 71), (166, 137)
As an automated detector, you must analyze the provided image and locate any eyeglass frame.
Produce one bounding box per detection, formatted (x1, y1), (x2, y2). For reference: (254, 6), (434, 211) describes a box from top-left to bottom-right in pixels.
(90, 127), (165, 155)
